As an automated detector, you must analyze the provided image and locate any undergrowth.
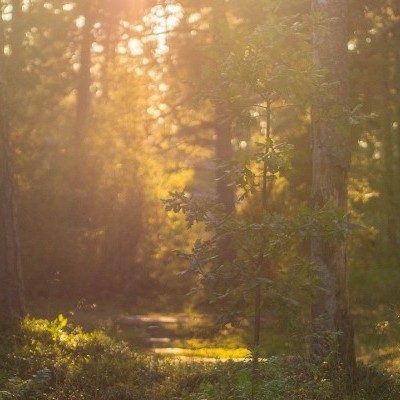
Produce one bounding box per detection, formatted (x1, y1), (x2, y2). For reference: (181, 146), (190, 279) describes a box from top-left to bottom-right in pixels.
(0, 316), (399, 399)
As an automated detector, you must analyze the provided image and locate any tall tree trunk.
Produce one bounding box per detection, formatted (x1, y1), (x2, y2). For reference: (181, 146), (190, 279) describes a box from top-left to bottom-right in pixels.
(381, 42), (396, 261)
(212, 0), (234, 214)
(101, 14), (114, 101)
(10, 0), (23, 60)
(212, 1), (235, 262)
(75, 2), (94, 143)
(0, 14), (25, 323)
(392, 16), (400, 252)
(69, 2), (95, 229)
(310, 0), (355, 370)
(100, 0), (120, 100)
(215, 104), (235, 215)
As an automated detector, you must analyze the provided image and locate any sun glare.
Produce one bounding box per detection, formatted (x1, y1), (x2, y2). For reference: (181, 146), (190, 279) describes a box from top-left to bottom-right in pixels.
(128, 38), (143, 56)
(143, 4), (183, 56)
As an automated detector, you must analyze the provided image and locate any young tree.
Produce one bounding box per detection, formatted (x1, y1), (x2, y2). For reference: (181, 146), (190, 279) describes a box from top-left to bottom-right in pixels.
(0, 10), (25, 323)
(310, 0), (355, 369)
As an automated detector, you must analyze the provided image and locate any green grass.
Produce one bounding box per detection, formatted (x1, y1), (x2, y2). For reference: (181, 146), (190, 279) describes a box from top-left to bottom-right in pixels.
(1, 316), (400, 399)
(169, 347), (251, 359)
(25, 299), (308, 356)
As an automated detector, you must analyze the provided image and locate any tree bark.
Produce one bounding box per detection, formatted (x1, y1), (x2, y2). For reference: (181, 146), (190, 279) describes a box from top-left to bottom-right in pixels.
(215, 104), (235, 215)
(100, 1), (118, 101)
(75, 2), (94, 143)
(212, 2), (235, 260)
(310, 0), (355, 370)
(381, 43), (396, 260)
(212, 0), (235, 214)
(10, 0), (23, 60)
(0, 14), (25, 323)
(395, 26), (400, 252)
(387, 10), (400, 254)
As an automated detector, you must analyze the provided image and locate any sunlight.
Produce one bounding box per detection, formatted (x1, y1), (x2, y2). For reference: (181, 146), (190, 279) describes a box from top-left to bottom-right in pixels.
(144, 4), (183, 56)
(128, 38), (143, 55)
(1, 5), (12, 22)
(62, 3), (74, 12)
(2, 1), (400, 397)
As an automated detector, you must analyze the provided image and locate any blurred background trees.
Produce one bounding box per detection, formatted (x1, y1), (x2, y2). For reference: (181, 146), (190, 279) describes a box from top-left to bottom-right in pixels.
(1, 0), (400, 353)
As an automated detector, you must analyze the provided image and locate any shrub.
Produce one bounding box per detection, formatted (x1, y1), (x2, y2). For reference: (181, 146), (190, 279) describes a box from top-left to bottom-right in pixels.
(1, 316), (400, 399)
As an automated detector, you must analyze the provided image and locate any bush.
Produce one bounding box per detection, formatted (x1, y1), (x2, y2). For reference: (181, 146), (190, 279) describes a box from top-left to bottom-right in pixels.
(1, 317), (400, 399)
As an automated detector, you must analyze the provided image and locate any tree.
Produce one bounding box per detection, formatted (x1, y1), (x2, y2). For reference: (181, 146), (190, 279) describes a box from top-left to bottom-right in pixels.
(348, 1), (400, 267)
(310, 0), (355, 369)
(0, 9), (25, 323)
(211, 1), (235, 218)
(7, 1), (197, 305)
(74, 1), (94, 144)
(169, 0), (237, 222)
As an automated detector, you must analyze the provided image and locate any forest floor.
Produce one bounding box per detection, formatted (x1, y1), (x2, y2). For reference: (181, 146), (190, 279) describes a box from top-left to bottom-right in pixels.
(2, 311), (400, 399)
(1, 301), (400, 399)
(28, 301), (253, 359)
(26, 299), (400, 368)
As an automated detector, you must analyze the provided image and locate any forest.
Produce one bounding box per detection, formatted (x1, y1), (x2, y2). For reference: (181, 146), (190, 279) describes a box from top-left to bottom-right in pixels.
(1, 0), (400, 399)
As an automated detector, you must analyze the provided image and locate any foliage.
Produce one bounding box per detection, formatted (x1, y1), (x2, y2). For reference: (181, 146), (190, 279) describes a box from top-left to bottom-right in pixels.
(1, 317), (399, 400)
(164, 132), (350, 335)
(1, 0), (400, 393)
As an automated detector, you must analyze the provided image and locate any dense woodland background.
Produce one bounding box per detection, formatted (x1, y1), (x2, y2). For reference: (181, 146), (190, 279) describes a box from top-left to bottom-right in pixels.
(1, 0), (398, 306)
(1, 0), (400, 398)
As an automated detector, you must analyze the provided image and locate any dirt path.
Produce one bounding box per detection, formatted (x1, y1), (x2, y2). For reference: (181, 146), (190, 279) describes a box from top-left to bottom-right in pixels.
(114, 314), (250, 360)
(115, 313), (207, 350)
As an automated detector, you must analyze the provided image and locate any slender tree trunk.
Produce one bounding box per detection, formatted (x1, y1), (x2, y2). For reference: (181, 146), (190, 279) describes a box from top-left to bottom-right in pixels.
(251, 100), (271, 400)
(69, 2), (95, 230)
(10, 0), (23, 60)
(101, 18), (113, 101)
(310, 0), (355, 370)
(0, 15), (25, 323)
(215, 104), (235, 215)
(381, 44), (396, 261)
(100, 0), (119, 100)
(8, 0), (23, 103)
(212, 0), (234, 214)
(75, 2), (94, 143)
(391, 17), (400, 251)
(211, 1), (235, 263)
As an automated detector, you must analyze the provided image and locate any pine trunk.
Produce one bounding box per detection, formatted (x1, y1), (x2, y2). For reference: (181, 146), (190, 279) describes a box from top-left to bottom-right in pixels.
(75, 3), (93, 142)
(212, 1), (235, 261)
(0, 15), (25, 323)
(310, 0), (355, 370)
(215, 104), (235, 215)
